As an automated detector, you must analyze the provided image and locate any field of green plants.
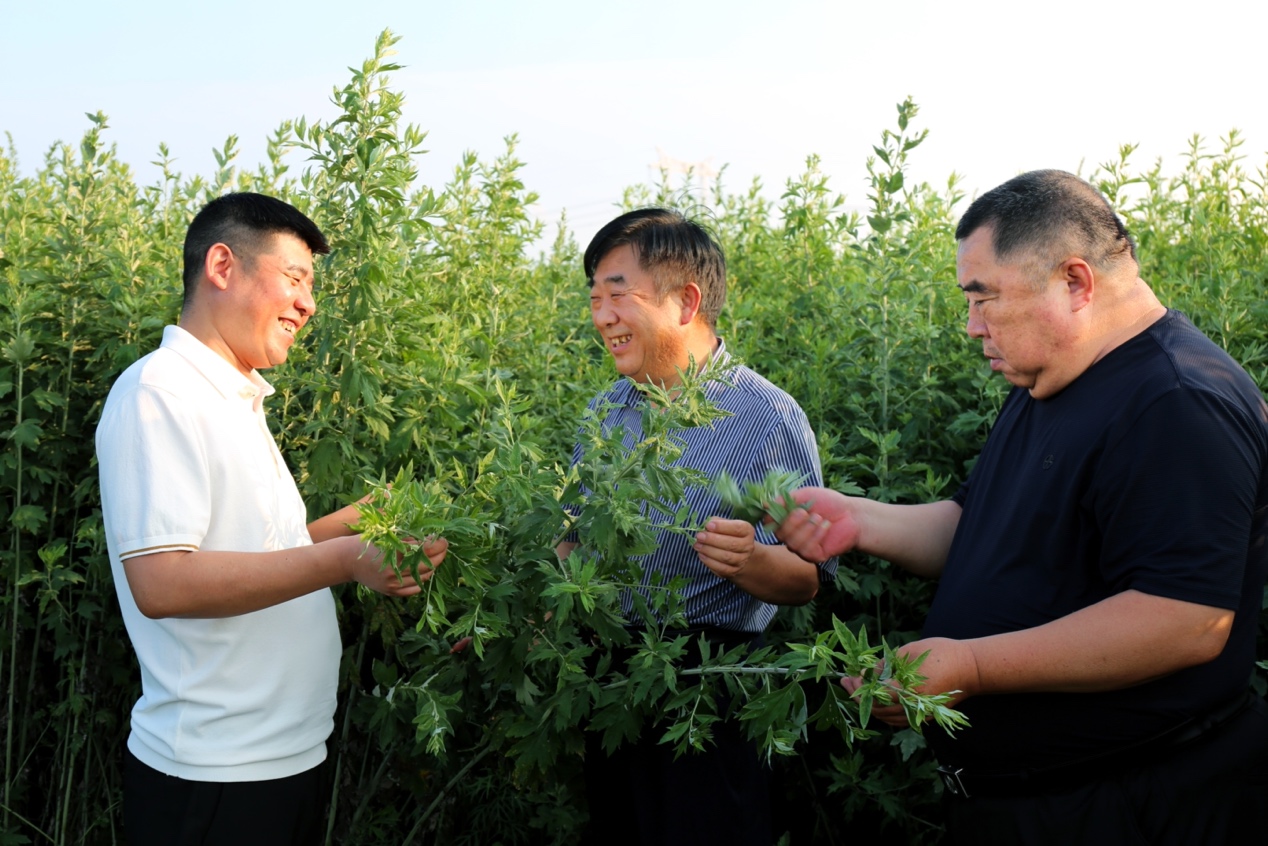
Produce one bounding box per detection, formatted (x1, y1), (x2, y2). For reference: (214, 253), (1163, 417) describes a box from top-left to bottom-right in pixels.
(3, 31), (1268, 845)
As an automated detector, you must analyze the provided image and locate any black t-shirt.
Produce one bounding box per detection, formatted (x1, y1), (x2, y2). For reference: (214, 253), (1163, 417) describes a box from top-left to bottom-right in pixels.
(924, 310), (1268, 773)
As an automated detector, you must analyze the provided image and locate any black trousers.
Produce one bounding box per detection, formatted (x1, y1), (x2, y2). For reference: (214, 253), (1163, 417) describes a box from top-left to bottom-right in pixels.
(123, 749), (324, 846)
(581, 630), (772, 846)
(582, 708), (771, 846)
(945, 696), (1268, 846)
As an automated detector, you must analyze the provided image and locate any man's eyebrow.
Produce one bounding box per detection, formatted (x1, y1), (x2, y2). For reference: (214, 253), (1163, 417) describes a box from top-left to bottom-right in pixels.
(591, 273), (629, 289)
(283, 260), (312, 275)
(958, 280), (991, 295)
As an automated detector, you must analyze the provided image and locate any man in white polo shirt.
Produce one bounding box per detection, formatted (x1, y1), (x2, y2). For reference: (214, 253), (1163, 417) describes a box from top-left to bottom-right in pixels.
(95, 193), (445, 845)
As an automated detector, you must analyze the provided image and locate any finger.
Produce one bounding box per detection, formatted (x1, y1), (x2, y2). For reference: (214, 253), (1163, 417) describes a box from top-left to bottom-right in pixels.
(390, 569), (419, 589)
(790, 486), (822, 506)
(393, 550), (434, 580)
(696, 552), (741, 578)
(694, 530), (752, 555)
(694, 541), (750, 570)
(776, 513), (829, 559)
(870, 697), (905, 714)
(450, 636), (473, 654)
(383, 576), (422, 597)
(773, 507), (814, 539)
(704, 518), (754, 538)
(799, 526), (830, 559)
(423, 537), (449, 562)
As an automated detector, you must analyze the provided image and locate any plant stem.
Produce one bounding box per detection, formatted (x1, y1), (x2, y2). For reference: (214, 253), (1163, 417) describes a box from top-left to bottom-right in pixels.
(401, 741), (496, 846)
(56, 639), (89, 846)
(324, 617), (369, 846)
(0, 801), (54, 844)
(347, 742), (397, 835)
(5, 324), (25, 831)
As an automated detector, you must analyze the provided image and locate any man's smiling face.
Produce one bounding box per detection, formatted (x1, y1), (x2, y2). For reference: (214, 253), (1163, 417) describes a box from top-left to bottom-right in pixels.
(589, 244), (691, 387)
(220, 231), (316, 375)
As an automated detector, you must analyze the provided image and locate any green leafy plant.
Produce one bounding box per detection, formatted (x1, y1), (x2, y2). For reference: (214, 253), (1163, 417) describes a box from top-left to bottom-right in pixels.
(715, 467), (810, 524)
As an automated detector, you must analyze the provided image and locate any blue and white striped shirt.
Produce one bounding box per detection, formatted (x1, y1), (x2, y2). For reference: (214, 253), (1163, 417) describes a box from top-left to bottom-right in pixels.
(570, 340), (836, 633)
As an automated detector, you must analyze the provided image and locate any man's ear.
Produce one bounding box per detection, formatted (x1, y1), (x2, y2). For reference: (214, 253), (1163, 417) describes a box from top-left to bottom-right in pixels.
(204, 243), (235, 292)
(678, 282), (703, 325)
(1062, 257), (1095, 312)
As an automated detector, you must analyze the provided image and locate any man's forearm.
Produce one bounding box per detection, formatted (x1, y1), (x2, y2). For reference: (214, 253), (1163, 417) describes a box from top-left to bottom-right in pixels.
(123, 535), (368, 619)
(898, 590), (1235, 712)
(966, 589), (1233, 695)
(855, 499), (961, 579)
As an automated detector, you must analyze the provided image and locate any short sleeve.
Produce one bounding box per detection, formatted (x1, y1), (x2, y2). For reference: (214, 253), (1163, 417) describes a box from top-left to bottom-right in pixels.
(97, 384), (213, 560)
(1093, 387), (1262, 609)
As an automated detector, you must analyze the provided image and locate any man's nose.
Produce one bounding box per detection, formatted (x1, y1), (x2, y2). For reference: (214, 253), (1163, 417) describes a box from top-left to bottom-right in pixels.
(965, 310), (986, 339)
(297, 285), (316, 318)
(591, 297), (614, 326)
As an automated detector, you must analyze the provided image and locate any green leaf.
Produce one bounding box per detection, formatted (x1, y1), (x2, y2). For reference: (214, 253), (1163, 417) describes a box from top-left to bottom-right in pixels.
(4, 418), (43, 448)
(891, 728), (925, 761)
(10, 504), (48, 533)
(867, 215), (891, 234)
(2, 333), (36, 364)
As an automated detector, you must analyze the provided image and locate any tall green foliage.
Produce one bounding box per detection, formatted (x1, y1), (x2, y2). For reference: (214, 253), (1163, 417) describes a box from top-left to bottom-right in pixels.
(2, 31), (1267, 845)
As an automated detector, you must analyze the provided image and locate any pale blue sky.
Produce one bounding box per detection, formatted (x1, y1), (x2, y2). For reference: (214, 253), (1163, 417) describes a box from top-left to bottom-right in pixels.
(4, 1), (1265, 246)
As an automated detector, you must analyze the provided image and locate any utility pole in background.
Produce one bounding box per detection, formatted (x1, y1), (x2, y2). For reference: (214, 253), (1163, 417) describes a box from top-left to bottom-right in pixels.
(652, 147), (719, 202)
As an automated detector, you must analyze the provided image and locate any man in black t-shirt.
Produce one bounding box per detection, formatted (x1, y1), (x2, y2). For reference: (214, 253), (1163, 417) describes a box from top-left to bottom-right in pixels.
(774, 170), (1268, 845)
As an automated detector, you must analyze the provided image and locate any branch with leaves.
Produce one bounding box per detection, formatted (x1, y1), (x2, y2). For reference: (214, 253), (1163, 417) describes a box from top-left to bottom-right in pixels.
(346, 359), (967, 811)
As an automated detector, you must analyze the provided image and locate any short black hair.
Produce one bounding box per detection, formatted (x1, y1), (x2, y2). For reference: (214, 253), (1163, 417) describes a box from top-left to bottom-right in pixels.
(182, 193), (329, 306)
(955, 170), (1136, 278)
(583, 207), (727, 329)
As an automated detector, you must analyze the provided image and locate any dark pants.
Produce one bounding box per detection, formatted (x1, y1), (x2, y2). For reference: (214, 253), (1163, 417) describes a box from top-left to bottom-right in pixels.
(581, 630), (772, 846)
(582, 708), (771, 846)
(123, 749), (324, 846)
(945, 696), (1268, 846)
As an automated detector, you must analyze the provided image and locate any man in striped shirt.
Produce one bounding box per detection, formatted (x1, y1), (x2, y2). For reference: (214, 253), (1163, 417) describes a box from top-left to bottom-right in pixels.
(559, 208), (836, 846)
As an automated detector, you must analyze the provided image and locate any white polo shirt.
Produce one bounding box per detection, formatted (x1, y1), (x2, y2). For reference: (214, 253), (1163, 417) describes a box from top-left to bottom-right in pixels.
(96, 325), (340, 782)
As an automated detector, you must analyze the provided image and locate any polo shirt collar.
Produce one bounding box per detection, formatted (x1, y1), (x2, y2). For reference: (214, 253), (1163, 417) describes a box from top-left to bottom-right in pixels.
(610, 337), (730, 407)
(160, 325), (276, 406)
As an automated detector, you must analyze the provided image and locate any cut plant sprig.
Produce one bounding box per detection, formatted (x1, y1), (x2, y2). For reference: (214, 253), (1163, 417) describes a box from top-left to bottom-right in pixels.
(351, 465), (487, 584)
(714, 467), (810, 525)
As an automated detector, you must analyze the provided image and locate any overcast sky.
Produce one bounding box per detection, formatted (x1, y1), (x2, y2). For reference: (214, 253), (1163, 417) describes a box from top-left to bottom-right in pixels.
(3, 1), (1265, 248)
